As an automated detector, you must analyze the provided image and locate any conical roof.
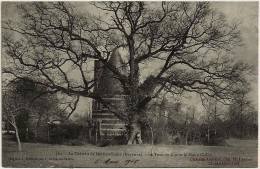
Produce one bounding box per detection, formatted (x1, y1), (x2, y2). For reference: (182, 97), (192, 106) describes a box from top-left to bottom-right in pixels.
(98, 48), (128, 95)
(108, 49), (125, 69)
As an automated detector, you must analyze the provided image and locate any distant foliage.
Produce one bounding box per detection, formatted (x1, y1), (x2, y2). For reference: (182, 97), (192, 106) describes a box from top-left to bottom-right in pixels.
(97, 135), (128, 147)
(65, 139), (86, 146)
(27, 123), (91, 145)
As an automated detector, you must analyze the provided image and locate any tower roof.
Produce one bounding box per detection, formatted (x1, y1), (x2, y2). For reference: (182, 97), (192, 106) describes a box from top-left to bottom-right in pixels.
(97, 48), (128, 95)
(108, 48), (125, 69)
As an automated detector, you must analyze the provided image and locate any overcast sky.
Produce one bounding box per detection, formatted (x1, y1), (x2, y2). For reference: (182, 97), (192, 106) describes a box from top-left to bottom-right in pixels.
(2, 2), (258, 119)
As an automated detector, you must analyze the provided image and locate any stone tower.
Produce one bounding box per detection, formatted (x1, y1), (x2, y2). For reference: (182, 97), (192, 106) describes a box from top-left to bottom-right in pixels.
(92, 48), (127, 141)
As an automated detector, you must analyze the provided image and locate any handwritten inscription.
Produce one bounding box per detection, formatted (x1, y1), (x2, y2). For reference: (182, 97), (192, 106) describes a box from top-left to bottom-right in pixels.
(94, 158), (139, 166)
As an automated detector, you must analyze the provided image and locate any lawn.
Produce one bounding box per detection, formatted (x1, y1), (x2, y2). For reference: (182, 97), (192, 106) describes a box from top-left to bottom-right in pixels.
(2, 135), (258, 168)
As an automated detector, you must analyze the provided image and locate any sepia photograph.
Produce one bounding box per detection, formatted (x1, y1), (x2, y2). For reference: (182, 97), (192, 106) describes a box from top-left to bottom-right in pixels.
(1, 1), (258, 168)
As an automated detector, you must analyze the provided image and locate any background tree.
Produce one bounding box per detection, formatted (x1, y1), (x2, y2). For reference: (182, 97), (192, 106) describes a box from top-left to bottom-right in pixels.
(201, 97), (225, 144)
(144, 97), (170, 144)
(2, 78), (78, 148)
(227, 87), (257, 138)
(2, 90), (27, 151)
(2, 2), (252, 144)
(183, 106), (199, 145)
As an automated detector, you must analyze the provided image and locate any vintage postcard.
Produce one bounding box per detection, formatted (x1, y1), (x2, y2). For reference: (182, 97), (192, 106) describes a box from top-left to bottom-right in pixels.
(2, 1), (258, 168)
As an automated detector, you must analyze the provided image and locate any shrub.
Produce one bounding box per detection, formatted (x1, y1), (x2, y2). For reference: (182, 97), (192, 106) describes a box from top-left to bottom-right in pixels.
(110, 135), (128, 145)
(97, 140), (110, 147)
(203, 131), (227, 146)
(207, 134), (227, 146)
(96, 135), (128, 147)
(65, 139), (86, 146)
(32, 123), (91, 145)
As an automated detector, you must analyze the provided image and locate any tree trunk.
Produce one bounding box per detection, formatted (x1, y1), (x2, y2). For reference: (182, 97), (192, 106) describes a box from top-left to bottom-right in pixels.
(185, 121), (188, 145)
(26, 127), (29, 141)
(149, 125), (154, 154)
(89, 128), (92, 141)
(7, 123), (10, 134)
(247, 127), (250, 138)
(185, 132), (188, 145)
(127, 121), (142, 145)
(161, 121), (166, 142)
(47, 124), (50, 142)
(148, 124), (154, 145)
(14, 126), (22, 151)
(95, 130), (98, 145)
(35, 113), (43, 139)
(207, 125), (210, 142)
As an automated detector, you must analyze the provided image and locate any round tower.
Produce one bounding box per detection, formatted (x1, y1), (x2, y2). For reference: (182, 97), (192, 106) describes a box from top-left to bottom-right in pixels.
(92, 48), (128, 142)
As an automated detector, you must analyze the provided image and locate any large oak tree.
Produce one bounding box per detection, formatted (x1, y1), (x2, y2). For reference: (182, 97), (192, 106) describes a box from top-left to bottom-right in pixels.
(2, 2), (251, 144)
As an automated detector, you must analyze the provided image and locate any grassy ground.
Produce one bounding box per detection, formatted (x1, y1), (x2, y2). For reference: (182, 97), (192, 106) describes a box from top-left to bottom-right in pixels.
(2, 135), (258, 168)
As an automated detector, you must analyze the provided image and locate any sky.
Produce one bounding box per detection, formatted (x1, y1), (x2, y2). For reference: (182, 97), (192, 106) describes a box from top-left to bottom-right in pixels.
(184, 2), (258, 117)
(1, 2), (258, 119)
(213, 2), (258, 105)
(183, 2), (259, 116)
